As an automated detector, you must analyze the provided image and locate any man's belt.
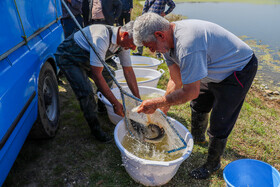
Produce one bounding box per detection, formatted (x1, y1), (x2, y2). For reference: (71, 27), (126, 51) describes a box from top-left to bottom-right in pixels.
(92, 18), (106, 22)
(62, 14), (82, 20)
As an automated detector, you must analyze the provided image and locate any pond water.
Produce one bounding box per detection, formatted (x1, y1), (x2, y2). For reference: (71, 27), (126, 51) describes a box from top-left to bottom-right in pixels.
(172, 2), (280, 90)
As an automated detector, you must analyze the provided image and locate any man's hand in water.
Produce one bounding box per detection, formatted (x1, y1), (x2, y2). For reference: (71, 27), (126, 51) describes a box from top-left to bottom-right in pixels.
(137, 96), (167, 114)
(137, 99), (158, 114)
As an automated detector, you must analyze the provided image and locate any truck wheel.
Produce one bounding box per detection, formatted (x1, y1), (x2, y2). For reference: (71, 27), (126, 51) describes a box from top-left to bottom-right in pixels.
(29, 62), (60, 139)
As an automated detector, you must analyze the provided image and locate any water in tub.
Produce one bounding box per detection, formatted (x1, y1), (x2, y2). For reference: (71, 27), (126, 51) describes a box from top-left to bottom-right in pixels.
(118, 92), (162, 103)
(120, 92), (184, 161)
(122, 133), (183, 161)
(118, 77), (151, 83)
(133, 63), (149, 66)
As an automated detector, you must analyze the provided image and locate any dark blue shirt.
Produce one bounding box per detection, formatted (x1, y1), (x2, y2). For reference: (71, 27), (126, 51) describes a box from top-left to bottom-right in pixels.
(120, 0), (133, 12)
(62, 0), (83, 18)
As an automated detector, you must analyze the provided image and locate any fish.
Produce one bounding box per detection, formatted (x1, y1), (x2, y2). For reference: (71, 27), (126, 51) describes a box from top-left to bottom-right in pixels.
(144, 124), (165, 143)
(129, 119), (165, 143)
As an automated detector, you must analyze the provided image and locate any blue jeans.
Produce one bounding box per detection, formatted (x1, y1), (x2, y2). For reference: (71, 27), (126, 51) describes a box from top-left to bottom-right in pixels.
(55, 34), (116, 125)
(61, 15), (84, 38)
(118, 11), (131, 26)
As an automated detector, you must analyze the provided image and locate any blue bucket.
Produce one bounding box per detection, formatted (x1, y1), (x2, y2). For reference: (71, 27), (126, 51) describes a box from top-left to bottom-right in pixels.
(223, 159), (280, 187)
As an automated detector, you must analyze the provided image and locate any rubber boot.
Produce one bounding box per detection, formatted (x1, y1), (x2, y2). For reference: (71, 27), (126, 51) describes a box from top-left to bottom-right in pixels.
(191, 108), (209, 144)
(88, 117), (113, 143)
(132, 46), (143, 56)
(79, 94), (112, 143)
(189, 137), (227, 179)
(156, 52), (162, 59)
(97, 99), (107, 114)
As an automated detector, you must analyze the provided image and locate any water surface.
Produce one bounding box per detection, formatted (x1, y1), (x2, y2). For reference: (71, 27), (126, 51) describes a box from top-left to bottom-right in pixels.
(172, 2), (280, 90)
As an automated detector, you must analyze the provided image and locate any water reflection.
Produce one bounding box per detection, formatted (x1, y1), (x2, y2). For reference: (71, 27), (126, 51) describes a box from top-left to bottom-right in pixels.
(172, 2), (280, 90)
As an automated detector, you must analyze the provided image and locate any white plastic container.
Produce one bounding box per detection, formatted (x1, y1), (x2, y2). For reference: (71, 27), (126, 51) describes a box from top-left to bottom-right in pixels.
(97, 86), (166, 125)
(114, 117), (194, 186)
(113, 68), (164, 88)
(113, 55), (163, 70)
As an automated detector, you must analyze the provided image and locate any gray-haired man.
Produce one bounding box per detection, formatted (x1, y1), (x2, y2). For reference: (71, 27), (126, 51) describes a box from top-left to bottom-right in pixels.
(55, 22), (140, 143)
(133, 13), (258, 179)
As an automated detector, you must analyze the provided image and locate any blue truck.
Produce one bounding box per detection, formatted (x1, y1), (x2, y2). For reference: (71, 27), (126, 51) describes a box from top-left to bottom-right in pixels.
(0, 0), (64, 185)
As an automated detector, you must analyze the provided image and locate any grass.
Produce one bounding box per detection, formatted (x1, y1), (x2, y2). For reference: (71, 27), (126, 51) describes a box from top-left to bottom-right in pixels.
(3, 0), (280, 186)
(4, 64), (280, 187)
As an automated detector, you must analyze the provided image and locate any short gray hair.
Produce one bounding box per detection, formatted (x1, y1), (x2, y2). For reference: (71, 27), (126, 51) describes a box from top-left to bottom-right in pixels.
(133, 13), (170, 46)
(120, 21), (134, 39)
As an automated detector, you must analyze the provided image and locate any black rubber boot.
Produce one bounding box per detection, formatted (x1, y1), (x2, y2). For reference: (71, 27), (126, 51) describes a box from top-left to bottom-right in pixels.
(156, 52), (162, 59)
(132, 46), (143, 56)
(191, 108), (209, 143)
(97, 99), (107, 114)
(189, 137), (227, 179)
(79, 94), (112, 143)
(88, 118), (113, 143)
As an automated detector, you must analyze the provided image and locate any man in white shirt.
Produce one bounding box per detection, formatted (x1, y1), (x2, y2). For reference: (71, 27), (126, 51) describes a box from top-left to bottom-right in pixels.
(55, 22), (140, 143)
(83, 0), (124, 112)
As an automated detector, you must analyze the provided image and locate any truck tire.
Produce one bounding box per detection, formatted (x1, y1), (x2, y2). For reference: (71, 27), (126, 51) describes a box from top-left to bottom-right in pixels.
(29, 62), (60, 139)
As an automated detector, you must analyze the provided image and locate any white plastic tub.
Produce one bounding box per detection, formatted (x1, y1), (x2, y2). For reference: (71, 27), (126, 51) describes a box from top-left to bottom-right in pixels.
(97, 86), (166, 125)
(114, 117), (194, 186)
(113, 68), (164, 88)
(113, 55), (163, 70)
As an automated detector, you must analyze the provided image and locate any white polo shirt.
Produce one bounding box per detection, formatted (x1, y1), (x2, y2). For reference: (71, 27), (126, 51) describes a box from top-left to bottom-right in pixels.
(74, 24), (131, 67)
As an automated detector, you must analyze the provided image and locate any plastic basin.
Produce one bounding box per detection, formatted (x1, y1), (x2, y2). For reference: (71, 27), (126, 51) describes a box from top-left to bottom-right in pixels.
(114, 117), (193, 186)
(223, 159), (280, 187)
(113, 68), (164, 88)
(113, 55), (163, 70)
(97, 86), (166, 125)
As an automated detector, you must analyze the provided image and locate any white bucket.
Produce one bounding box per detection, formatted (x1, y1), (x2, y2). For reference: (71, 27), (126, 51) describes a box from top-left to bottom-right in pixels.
(97, 86), (166, 125)
(114, 118), (194, 186)
(113, 68), (164, 88)
(113, 55), (163, 70)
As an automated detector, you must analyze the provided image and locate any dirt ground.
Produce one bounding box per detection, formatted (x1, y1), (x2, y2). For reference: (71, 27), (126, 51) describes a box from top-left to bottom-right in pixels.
(250, 84), (280, 110)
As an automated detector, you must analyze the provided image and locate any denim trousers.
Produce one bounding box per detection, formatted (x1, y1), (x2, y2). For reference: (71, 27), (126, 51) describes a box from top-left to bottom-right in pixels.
(55, 34), (116, 124)
(61, 15), (84, 38)
(117, 11), (131, 26)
